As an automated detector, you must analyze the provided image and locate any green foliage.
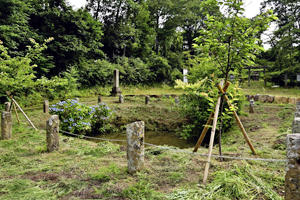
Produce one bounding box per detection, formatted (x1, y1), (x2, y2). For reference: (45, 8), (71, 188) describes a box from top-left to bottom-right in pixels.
(117, 57), (152, 85)
(175, 78), (244, 141)
(193, 0), (276, 80)
(90, 163), (123, 182)
(50, 100), (114, 135)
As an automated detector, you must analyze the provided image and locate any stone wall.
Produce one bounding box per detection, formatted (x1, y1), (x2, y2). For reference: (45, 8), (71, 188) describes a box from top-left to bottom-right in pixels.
(285, 102), (300, 200)
(246, 94), (300, 105)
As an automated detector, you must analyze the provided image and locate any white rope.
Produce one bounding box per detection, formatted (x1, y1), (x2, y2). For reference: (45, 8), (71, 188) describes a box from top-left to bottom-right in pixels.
(60, 130), (287, 163)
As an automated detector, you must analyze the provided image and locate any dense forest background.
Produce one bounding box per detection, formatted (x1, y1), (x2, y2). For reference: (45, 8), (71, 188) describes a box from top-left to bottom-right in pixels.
(0, 0), (299, 89)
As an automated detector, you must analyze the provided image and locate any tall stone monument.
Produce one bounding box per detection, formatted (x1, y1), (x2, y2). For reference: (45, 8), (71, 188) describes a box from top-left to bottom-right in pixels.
(111, 69), (122, 96)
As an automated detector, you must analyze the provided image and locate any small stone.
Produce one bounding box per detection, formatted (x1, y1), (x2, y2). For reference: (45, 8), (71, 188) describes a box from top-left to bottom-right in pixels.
(145, 96), (150, 105)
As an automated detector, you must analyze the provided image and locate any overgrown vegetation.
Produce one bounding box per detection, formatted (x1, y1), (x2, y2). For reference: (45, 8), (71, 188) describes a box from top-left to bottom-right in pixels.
(0, 98), (292, 199)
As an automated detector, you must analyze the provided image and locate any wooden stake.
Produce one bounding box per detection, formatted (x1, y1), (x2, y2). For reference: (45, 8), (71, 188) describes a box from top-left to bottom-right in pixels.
(12, 102), (20, 124)
(203, 82), (223, 185)
(217, 84), (256, 155)
(11, 98), (37, 131)
(193, 82), (230, 152)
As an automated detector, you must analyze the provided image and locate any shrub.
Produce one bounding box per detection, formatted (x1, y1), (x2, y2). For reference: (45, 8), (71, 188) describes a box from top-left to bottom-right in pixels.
(175, 77), (244, 143)
(50, 100), (114, 135)
(116, 56), (152, 85)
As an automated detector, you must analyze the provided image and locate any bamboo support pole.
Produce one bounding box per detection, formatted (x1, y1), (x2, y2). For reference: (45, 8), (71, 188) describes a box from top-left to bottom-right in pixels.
(217, 84), (256, 155)
(11, 98), (37, 130)
(202, 82), (223, 185)
(12, 102), (20, 124)
(193, 82), (230, 152)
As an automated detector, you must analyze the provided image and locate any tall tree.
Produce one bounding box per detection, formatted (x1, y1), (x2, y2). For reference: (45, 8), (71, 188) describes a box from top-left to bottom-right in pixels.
(194, 0), (276, 81)
(261, 0), (300, 86)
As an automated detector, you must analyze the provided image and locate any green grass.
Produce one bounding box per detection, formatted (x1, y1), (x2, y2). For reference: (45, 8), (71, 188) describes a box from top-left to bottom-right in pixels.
(241, 80), (300, 97)
(0, 90), (294, 199)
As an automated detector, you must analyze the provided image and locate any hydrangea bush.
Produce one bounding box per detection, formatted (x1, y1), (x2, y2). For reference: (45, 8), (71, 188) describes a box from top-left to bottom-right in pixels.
(50, 99), (114, 135)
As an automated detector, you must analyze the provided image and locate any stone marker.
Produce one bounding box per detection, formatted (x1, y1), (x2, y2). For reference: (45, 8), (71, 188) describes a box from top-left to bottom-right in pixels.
(74, 98), (79, 102)
(46, 115), (59, 152)
(174, 97), (180, 105)
(1, 111), (12, 140)
(285, 134), (300, 200)
(98, 95), (102, 104)
(292, 117), (300, 133)
(249, 98), (254, 113)
(44, 100), (49, 113)
(4, 102), (11, 112)
(111, 69), (122, 96)
(183, 69), (188, 83)
(145, 96), (150, 105)
(119, 95), (124, 103)
(126, 121), (144, 174)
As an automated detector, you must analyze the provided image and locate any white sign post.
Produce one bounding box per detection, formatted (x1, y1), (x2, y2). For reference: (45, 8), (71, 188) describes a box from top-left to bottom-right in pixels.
(297, 74), (300, 82)
(183, 69), (188, 83)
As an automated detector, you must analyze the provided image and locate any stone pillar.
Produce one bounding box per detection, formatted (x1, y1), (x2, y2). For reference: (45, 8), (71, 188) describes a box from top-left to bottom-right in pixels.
(145, 96), (150, 105)
(285, 134), (300, 200)
(44, 100), (49, 113)
(119, 95), (124, 104)
(292, 117), (300, 133)
(46, 115), (59, 152)
(174, 97), (180, 105)
(126, 121), (144, 174)
(249, 98), (254, 113)
(111, 69), (122, 96)
(98, 95), (102, 104)
(4, 102), (11, 112)
(1, 111), (12, 140)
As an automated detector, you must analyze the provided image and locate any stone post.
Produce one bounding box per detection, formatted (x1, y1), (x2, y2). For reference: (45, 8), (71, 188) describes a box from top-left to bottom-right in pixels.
(285, 134), (300, 200)
(1, 111), (12, 140)
(98, 95), (102, 104)
(119, 95), (124, 104)
(74, 98), (79, 102)
(111, 69), (122, 96)
(249, 98), (254, 113)
(46, 115), (59, 152)
(174, 97), (180, 105)
(44, 100), (49, 113)
(4, 102), (11, 112)
(292, 117), (300, 133)
(145, 96), (150, 105)
(126, 121), (144, 174)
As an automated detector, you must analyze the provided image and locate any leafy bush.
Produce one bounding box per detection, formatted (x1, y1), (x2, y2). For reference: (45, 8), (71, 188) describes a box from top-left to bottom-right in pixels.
(116, 56), (152, 85)
(175, 77), (244, 143)
(50, 100), (114, 135)
(77, 59), (120, 87)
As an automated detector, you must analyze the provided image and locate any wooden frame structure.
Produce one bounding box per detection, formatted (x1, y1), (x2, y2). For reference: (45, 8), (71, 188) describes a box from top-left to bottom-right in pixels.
(193, 81), (256, 184)
(244, 66), (268, 87)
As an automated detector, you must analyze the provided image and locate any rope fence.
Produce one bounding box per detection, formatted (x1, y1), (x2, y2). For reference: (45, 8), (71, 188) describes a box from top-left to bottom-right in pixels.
(59, 130), (287, 163)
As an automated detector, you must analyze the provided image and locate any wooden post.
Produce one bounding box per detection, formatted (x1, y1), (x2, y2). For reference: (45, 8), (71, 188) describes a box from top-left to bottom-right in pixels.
(145, 96), (150, 105)
(249, 98), (254, 113)
(98, 95), (102, 104)
(119, 95), (124, 103)
(193, 82), (230, 152)
(264, 66), (267, 87)
(44, 100), (49, 113)
(126, 121), (144, 174)
(4, 102), (11, 112)
(11, 98), (37, 131)
(285, 134), (300, 200)
(284, 73), (288, 88)
(46, 115), (59, 152)
(1, 111), (12, 140)
(12, 103), (20, 124)
(203, 81), (223, 185)
(217, 84), (256, 155)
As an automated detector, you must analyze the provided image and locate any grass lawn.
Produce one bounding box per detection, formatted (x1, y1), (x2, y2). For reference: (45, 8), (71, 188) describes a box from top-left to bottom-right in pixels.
(0, 94), (294, 199)
(241, 80), (300, 97)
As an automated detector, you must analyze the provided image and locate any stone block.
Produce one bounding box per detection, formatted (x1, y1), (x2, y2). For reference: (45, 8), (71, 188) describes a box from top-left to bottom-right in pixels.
(285, 134), (300, 200)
